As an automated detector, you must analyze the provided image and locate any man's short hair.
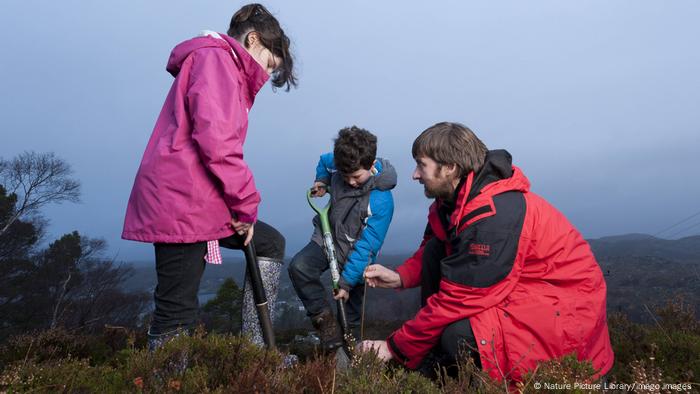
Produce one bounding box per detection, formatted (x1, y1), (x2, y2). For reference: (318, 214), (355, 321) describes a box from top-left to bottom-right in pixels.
(412, 122), (488, 177)
(334, 126), (377, 174)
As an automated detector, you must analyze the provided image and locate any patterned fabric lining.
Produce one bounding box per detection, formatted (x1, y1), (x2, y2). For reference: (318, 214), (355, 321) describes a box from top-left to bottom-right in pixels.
(204, 240), (222, 264)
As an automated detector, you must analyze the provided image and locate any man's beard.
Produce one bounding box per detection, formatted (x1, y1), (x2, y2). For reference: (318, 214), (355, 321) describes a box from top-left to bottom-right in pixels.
(423, 179), (454, 200)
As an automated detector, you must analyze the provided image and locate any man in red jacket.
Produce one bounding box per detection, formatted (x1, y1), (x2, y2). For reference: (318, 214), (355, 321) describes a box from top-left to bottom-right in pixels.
(362, 122), (613, 382)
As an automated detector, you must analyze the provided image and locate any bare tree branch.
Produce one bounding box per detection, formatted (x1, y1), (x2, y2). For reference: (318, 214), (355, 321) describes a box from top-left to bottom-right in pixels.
(0, 152), (81, 237)
(50, 271), (73, 329)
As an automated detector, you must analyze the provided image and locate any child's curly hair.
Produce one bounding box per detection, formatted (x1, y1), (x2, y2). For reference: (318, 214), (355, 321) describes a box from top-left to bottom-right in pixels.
(333, 126), (377, 175)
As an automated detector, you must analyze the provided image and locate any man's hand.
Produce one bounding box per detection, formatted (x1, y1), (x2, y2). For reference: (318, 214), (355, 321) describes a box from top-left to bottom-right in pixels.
(231, 218), (254, 246)
(358, 340), (394, 362)
(310, 182), (328, 197)
(364, 264), (402, 289)
(333, 288), (349, 302)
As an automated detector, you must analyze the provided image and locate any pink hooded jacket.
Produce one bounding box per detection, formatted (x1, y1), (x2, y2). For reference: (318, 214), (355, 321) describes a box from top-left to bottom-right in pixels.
(122, 32), (269, 243)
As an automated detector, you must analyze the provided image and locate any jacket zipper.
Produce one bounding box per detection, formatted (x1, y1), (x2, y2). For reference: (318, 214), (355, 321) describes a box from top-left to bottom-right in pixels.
(342, 200), (359, 224)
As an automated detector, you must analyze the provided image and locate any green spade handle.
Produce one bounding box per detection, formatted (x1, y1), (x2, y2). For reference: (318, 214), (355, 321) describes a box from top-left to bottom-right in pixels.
(306, 189), (332, 234)
(306, 188), (349, 337)
(306, 188), (340, 291)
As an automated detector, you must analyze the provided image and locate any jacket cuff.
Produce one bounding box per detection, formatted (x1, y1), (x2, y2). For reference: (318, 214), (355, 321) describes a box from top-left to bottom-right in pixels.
(395, 266), (413, 289)
(235, 212), (257, 224)
(314, 177), (330, 186)
(388, 330), (425, 369)
(387, 334), (409, 365)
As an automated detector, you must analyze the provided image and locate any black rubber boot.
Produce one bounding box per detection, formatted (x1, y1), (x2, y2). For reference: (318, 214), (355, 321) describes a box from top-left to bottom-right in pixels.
(311, 309), (343, 352)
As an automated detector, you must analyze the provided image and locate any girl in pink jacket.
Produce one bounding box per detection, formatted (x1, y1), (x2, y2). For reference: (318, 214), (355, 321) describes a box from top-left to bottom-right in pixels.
(122, 3), (296, 350)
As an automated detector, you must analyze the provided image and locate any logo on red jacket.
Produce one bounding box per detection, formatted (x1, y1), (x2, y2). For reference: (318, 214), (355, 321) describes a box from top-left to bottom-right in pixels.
(468, 243), (491, 256)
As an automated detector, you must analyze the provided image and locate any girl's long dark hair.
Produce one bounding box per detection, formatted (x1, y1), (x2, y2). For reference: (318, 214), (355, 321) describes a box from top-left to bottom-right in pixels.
(228, 3), (297, 91)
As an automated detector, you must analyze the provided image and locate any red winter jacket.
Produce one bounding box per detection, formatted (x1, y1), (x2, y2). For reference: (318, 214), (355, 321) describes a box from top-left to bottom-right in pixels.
(390, 150), (613, 382)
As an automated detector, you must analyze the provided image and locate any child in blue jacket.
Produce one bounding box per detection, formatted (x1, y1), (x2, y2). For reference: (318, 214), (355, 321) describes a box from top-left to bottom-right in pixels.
(288, 126), (396, 351)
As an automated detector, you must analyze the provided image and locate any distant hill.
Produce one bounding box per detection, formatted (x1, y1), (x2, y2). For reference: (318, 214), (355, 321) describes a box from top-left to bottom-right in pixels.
(587, 234), (700, 322)
(588, 234), (700, 263)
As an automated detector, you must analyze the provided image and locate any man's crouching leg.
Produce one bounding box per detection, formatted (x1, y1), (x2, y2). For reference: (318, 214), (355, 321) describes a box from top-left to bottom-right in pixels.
(441, 318), (481, 370)
(417, 318), (481, 379)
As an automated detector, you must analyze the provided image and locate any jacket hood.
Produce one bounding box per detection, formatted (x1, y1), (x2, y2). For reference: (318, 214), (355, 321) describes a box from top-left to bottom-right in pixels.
(446, 150), (530, 215)
(372, 158), (398, 191)
(468, 150), (517, 196)
(446, 150), (524, 205)
(166, 32), (269, 99)
(339, 157), (398, 197)
(477, 150), (530, 196)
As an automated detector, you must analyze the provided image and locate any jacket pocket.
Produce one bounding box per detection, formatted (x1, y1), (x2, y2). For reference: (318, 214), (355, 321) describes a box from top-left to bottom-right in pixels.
(501, 295), (578, 364)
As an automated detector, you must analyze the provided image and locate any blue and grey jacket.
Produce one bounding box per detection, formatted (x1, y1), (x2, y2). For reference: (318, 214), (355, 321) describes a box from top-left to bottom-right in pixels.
(310, 153), (397, 290)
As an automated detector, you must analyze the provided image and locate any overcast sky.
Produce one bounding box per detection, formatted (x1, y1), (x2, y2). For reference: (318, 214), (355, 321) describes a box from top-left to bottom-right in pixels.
(1, 1), (698, 262)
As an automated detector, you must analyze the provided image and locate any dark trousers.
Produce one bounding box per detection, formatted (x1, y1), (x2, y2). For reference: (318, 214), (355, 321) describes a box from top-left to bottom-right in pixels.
(288, 241), (364, 338)
(418, 238), (480, 374)
(151, 221), (285, 334)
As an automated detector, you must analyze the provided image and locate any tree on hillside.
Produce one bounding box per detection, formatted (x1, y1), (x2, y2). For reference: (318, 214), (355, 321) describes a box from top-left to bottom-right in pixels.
(0, 186), (45, 331)
(202, 278), (243, 334)
(43, 232), (107, 329)
(0, 226), (149, 339)
(0, 152), (149, 341)
(0, 185), (45, 261)
(0, 151), (80, 237)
